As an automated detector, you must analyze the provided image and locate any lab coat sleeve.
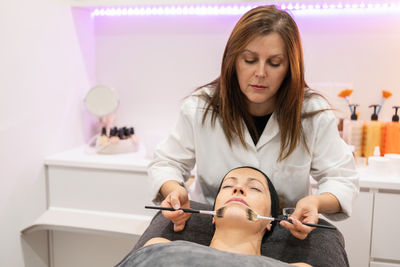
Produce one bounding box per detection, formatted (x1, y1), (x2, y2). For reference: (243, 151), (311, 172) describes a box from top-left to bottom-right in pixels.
(148, 98), (197, 204)
(309, 105), (360, 221)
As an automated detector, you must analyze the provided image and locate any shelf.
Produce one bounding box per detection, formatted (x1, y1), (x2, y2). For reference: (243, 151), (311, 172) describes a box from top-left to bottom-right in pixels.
(44, 145), (150, 172)
(21, 207), (153, 238)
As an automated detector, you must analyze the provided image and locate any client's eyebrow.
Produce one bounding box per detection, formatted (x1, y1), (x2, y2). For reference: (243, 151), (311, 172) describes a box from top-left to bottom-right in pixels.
(242, 49), (285, 59)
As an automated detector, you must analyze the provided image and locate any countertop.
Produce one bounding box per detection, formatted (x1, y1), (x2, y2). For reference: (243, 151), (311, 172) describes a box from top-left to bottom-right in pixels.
(45, 145), (400, 190)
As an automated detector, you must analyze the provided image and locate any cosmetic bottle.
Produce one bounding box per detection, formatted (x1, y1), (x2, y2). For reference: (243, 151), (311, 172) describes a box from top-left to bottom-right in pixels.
(97, 127), (109, 146)
(130, 127), (139, 144)
(363, 105), (385, 162)
(382, 106), (400, 155)
(342, 104), (363, 157)
(367, 146), (392, 178)
(110, 128), (119, 144)
(118, 128), (125, 140)
(123, 127), (130, 139)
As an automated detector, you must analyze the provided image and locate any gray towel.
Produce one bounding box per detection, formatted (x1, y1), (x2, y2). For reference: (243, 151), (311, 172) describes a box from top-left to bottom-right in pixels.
(118, 240), (293, 267)
(119, 201), (348, 267)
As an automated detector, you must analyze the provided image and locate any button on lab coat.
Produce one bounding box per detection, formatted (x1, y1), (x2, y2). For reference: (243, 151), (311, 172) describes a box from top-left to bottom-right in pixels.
(148, 88), (359, 221)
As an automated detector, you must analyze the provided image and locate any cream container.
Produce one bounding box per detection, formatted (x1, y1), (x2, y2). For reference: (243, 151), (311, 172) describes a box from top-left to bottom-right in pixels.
(384, 154), (400, 178)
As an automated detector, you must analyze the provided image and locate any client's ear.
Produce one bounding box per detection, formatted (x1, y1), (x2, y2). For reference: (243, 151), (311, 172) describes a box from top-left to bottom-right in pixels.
(265, 222), (272, 231)
(212, 217), (215, 225)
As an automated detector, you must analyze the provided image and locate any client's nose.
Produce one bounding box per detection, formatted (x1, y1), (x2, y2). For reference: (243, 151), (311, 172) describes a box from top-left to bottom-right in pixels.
(233, 185), (246, 196)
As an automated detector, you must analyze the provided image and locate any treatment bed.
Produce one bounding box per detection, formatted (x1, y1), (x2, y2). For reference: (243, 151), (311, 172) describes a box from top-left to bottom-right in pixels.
(117, 201), (349, 267)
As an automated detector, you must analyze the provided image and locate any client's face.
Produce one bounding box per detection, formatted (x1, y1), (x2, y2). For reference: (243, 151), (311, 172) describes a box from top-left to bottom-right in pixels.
(214, 168), (271, 227)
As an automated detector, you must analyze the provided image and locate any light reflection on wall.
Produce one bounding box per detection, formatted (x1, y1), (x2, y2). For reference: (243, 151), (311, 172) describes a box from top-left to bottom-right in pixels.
(90, 2), (400, 17)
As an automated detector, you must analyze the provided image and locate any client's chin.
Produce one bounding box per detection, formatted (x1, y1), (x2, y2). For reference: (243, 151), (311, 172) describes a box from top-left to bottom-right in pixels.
(217, 203), (252, 225)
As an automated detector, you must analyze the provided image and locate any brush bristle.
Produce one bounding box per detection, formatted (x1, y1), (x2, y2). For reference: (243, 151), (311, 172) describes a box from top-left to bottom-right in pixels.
(338, 89), (354, 98)
(382, 90), (392, 99)
(216, 207), (225, 218)
(246, 208), (258, 222)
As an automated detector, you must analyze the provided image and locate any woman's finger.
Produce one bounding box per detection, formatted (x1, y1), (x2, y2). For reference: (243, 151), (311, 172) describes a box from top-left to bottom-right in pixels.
(162, 209), (184, 220)
(173, 222), (186, 232)
(169, 191), (183, 210)
(291, 218), (314, 234)
(280, 218), (313, 240)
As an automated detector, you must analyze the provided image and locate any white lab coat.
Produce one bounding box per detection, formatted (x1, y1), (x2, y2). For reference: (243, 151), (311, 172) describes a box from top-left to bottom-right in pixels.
(148, 87), (359, 220)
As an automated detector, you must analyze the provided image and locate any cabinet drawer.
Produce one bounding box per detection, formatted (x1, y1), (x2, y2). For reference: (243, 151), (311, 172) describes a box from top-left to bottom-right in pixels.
(48, 166), (155, 216)
(371, 191), (400, 261)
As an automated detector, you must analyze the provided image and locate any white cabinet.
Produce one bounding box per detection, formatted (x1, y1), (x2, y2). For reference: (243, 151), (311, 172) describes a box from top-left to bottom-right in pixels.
(52, 231), (138, 267)
(371, 191), (400, 262)
(22, 146), (156, 267)
(315, 171), (400, 267)
(325, 189), (374, 267)
(48, 166), (154, 216)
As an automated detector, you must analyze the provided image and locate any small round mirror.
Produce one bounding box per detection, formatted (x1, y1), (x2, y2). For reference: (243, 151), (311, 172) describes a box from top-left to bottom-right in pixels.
(84, 85), (119, 117)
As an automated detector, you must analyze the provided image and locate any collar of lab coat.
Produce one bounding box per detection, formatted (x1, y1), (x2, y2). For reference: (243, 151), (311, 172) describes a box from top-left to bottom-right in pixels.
(244, 112), (280, 150)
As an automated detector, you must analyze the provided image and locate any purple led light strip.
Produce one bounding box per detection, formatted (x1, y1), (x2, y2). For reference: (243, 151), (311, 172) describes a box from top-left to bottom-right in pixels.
(91, 2), (400, 17)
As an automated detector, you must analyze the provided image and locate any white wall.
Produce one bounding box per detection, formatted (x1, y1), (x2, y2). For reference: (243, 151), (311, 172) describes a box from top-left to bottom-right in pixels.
(93, 9), (400, 147)
(0, 0), (90, 266)
(94, 14), (238, 148)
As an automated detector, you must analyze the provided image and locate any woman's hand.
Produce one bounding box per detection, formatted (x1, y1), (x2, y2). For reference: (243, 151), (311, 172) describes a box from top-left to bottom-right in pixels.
(160, 182), (191, 232)
(280, 195), (319, 240)
(280, 193), (340, 239)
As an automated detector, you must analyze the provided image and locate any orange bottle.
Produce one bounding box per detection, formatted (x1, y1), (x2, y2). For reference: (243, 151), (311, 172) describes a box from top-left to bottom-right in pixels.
(363, 105), (385, 160)
(382, 106), (400, 155)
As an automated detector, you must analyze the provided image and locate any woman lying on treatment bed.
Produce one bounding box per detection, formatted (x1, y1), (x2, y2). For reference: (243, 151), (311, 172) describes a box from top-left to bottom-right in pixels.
(117, 167), (312, 267)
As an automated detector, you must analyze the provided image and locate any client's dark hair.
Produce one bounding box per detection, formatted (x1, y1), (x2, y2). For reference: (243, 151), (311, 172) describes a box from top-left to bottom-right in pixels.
(213, 166), (280, 238)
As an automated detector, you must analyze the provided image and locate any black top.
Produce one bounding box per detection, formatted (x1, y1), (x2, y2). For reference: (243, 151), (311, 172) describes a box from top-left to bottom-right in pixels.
(248, 113), (272, 145)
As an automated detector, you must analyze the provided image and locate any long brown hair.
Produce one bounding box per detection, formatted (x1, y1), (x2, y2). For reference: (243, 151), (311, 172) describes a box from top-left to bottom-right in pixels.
(199, 5), (318, 161)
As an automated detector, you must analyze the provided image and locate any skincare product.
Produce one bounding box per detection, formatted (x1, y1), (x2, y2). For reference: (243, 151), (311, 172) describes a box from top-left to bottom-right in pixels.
(130, 127), (139, 144)
(363, 105), (384, 161)
(382, 106), (400, 155)
(122, 126), (134, 140)
(342, 104), (363, 157)
(97, 127), (109, 146)
(110, 127), (119, 144)
(367, 146), (392, 178)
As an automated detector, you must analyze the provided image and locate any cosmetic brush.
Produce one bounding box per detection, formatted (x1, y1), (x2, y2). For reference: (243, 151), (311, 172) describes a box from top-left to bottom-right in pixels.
(144, 205), (225, 217)
(338, 89), (354, 114)
(245, 207), (336, 230)
(377, 90), (393, 115)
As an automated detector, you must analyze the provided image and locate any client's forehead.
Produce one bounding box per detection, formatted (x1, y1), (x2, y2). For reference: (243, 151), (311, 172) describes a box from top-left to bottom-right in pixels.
(223, 168), (268, 187)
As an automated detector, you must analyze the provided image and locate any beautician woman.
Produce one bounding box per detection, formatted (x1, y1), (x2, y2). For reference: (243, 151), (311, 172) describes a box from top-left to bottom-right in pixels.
(148, 5), (359, 240)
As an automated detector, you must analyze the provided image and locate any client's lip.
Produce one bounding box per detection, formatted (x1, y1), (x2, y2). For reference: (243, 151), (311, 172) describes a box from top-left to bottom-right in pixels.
(225, 197), (249, 206)
(250, 84), (267, 89)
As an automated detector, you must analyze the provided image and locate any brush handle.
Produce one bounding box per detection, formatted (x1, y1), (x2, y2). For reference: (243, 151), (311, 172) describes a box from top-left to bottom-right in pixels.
(345, 96), (353, 114)
(275, 218), (336, 230)
(145, 205), (200, 213)
(300, 221), (336, 230)
(145, 205), (216, 216)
